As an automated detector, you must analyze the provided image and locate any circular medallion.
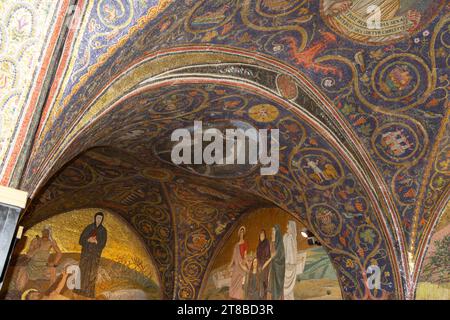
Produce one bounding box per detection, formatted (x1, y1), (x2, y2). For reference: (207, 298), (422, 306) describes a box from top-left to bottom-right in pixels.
(154, 120), (260, 179)
(356, 225), (381, 250)
(320, 0), (446, 45)
(135, 204), (170, 224)
(310, 204), (342, 238)
(372, 123), (419, 164)
(249, 104), (280, 123)
(150, 241), (171, 265)
(376, 62), (419, 101)
(276, 74), (298, 100)
(189, 204), (219, 223)
(291, 148), (343, 189)
(368, 54), (432, 112)
(97, 0), (133, 28)
(132, 214), (155, 238)
(186, 228), (211, 253)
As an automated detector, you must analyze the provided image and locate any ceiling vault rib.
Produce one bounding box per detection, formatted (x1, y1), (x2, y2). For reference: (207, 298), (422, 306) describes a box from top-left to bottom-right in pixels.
(13, 0), (81, 189)
(160, 181), (179, 300)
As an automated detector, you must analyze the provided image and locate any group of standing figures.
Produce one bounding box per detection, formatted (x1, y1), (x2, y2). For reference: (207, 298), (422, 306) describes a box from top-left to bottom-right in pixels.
(229, 221), (298, 300)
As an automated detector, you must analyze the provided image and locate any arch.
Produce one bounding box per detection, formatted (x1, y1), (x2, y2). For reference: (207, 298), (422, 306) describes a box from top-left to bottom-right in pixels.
(21, 49), (408, 296)
(22, 147), (177, 299)
(2, 207), (164, 300)
(4, 0), (445, 301)
(21, 71), (405, 298)
(198, 206), (344, 300)
(20, 207), (164, 297)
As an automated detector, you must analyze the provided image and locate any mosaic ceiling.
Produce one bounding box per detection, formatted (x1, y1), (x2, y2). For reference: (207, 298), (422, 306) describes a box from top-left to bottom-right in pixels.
(26, 146), (265, 299)
(0, 0), (68, 185)
(6, 0), (448, 300)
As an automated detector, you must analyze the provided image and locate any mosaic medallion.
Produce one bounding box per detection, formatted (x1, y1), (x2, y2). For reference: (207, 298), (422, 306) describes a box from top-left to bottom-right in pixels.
(292, 148), (343, 189)
(372, 123), (419, 164)
(320, 0), (445, 45)
(310, 204), (343, 238)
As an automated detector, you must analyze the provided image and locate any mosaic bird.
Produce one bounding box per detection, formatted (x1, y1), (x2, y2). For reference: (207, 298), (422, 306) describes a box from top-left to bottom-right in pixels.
(282, 31), (342, 78)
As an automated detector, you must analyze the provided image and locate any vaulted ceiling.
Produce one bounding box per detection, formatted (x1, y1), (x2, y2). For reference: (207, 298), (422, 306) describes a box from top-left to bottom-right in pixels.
(9, 0), (449, 299)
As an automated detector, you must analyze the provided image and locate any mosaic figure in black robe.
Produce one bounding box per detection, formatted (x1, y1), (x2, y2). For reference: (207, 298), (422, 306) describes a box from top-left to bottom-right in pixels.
(256, 229), (271, 299)
(76, 212), (107, 298)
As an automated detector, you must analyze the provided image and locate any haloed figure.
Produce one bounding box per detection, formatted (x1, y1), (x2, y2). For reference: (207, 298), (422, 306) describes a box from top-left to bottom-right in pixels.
(229, 226), (248, 300)
(76, 212), (107, 298)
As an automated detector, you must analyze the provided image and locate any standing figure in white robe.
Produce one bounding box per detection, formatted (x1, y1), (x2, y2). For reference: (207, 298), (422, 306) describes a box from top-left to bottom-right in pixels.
(283, 221), (297, 300)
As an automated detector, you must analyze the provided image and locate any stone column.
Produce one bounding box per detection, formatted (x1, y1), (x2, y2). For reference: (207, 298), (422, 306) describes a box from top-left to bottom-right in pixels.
(0, 186), (28, 289)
